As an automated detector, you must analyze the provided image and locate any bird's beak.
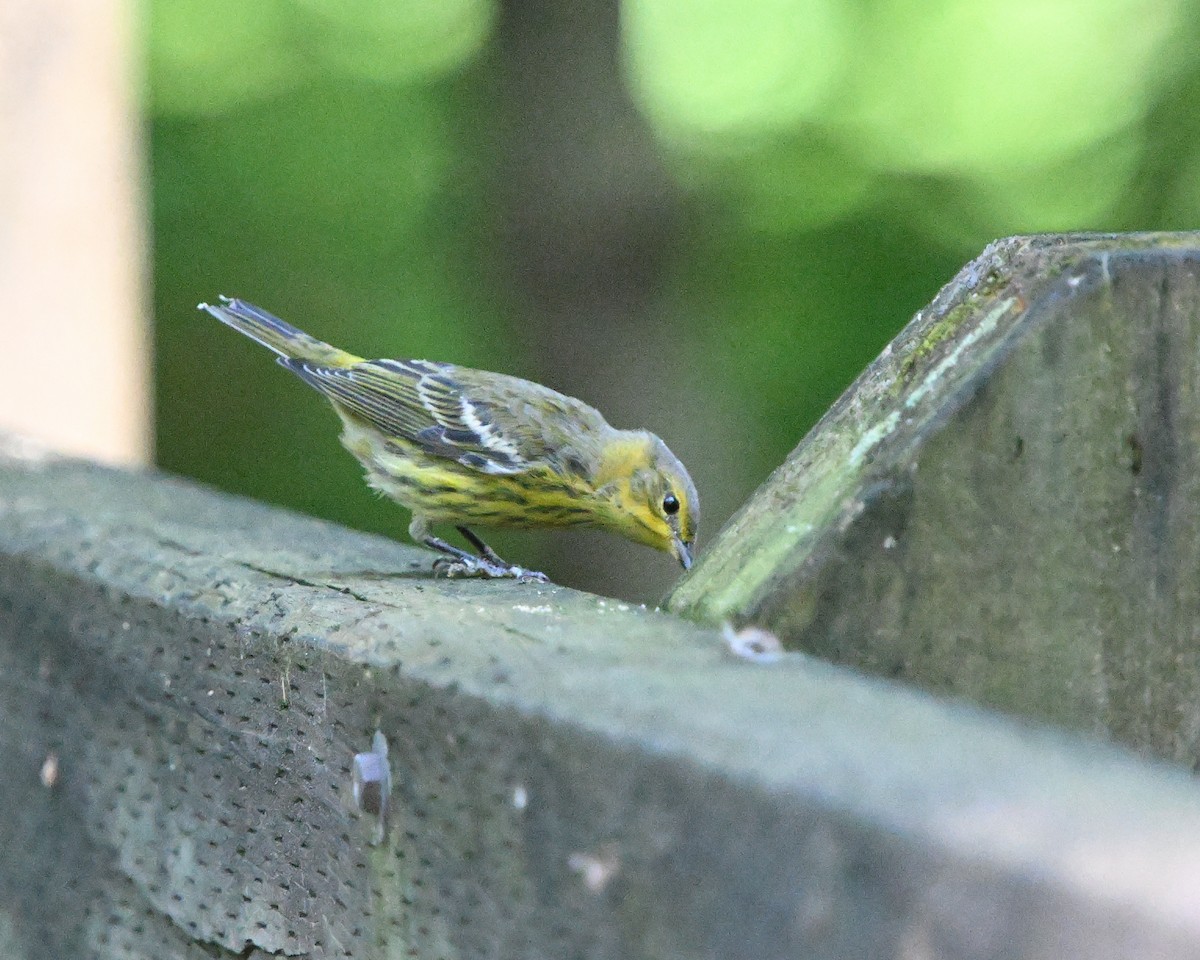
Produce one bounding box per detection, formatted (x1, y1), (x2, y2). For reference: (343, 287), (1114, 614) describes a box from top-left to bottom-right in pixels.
(673, 537), (694, 571)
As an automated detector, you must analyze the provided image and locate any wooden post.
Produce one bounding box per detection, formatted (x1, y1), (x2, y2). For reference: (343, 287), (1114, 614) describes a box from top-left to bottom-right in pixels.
(670, 234), (1200, 767)
(0, 0), (149, 465)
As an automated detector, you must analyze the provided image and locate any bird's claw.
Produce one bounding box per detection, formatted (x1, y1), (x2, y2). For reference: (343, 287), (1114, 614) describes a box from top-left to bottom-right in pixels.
(509, 566), (551, 584)
(432, 556), (549, 583)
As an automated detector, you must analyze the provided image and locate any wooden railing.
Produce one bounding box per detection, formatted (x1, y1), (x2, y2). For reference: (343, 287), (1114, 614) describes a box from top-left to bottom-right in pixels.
(3, 235), (1200, 959)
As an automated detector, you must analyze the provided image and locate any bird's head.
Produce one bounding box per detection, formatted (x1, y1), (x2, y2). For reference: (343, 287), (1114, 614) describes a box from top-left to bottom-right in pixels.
(596, 432), (699, 569)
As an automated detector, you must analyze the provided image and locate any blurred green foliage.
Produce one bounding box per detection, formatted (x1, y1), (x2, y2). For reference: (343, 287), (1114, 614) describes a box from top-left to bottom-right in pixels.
(152, 0), (1199, 601)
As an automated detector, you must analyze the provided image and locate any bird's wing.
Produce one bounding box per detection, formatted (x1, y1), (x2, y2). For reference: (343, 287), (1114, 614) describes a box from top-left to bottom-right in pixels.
(280, 357), (597, 475)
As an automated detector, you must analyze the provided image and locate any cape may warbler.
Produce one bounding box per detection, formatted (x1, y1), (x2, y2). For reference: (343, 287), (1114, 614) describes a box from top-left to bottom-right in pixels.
(199, 298), (699, 581)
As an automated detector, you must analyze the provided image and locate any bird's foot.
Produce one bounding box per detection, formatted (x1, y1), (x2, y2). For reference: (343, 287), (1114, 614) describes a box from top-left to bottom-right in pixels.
(432, 556), (550, 583)
(508, 566), (551, 584)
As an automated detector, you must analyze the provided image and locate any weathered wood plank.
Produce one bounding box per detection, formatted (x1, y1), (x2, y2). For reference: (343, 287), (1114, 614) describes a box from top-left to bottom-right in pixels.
(1, 443), (1200, 957)
(670, 233), (1200, 768)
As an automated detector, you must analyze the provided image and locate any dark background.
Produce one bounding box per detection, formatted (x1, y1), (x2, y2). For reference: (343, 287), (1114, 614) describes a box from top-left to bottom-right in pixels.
(151, 0), (1197, 601)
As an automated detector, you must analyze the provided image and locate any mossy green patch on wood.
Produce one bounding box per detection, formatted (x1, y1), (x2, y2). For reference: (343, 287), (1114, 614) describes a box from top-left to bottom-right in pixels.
(671, 232), (1200, 770)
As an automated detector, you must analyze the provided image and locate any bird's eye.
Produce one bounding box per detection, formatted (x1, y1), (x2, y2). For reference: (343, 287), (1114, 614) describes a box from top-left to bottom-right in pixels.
(662, 493), (680, 515)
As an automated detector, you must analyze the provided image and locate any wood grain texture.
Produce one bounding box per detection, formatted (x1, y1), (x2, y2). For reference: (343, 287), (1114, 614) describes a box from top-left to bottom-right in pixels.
(1, 446), (1200, 957)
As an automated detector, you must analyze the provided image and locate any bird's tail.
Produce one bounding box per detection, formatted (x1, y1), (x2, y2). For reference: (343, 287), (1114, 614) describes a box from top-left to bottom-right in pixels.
(198, 297), (359, 367)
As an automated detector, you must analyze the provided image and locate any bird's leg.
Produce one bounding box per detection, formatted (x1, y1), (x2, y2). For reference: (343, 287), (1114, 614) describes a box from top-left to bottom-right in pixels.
(456, 527), (551, 582)
(408, 517), (547, 582)
(456, 526), (507, 566)
(456, 526), (550, 584)
(424, 533), (491, 571)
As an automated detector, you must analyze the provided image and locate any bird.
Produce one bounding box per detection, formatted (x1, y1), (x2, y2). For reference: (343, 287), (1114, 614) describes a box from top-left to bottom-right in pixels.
(198, 297), (699, 582)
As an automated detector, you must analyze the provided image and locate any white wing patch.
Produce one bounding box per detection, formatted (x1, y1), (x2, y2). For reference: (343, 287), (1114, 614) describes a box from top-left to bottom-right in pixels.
(406, 368), (530, 474)
(415, 375), (446, 420)
(285, 355), (536, 474)
(459, 396), (523, 461)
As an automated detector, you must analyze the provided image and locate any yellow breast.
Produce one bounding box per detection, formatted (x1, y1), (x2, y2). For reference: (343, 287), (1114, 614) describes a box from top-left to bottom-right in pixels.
(339, 417), (598, 530)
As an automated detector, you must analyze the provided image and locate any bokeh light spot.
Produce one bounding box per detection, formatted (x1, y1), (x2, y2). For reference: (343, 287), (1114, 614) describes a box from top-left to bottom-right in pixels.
(623, 0), (849, 141)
